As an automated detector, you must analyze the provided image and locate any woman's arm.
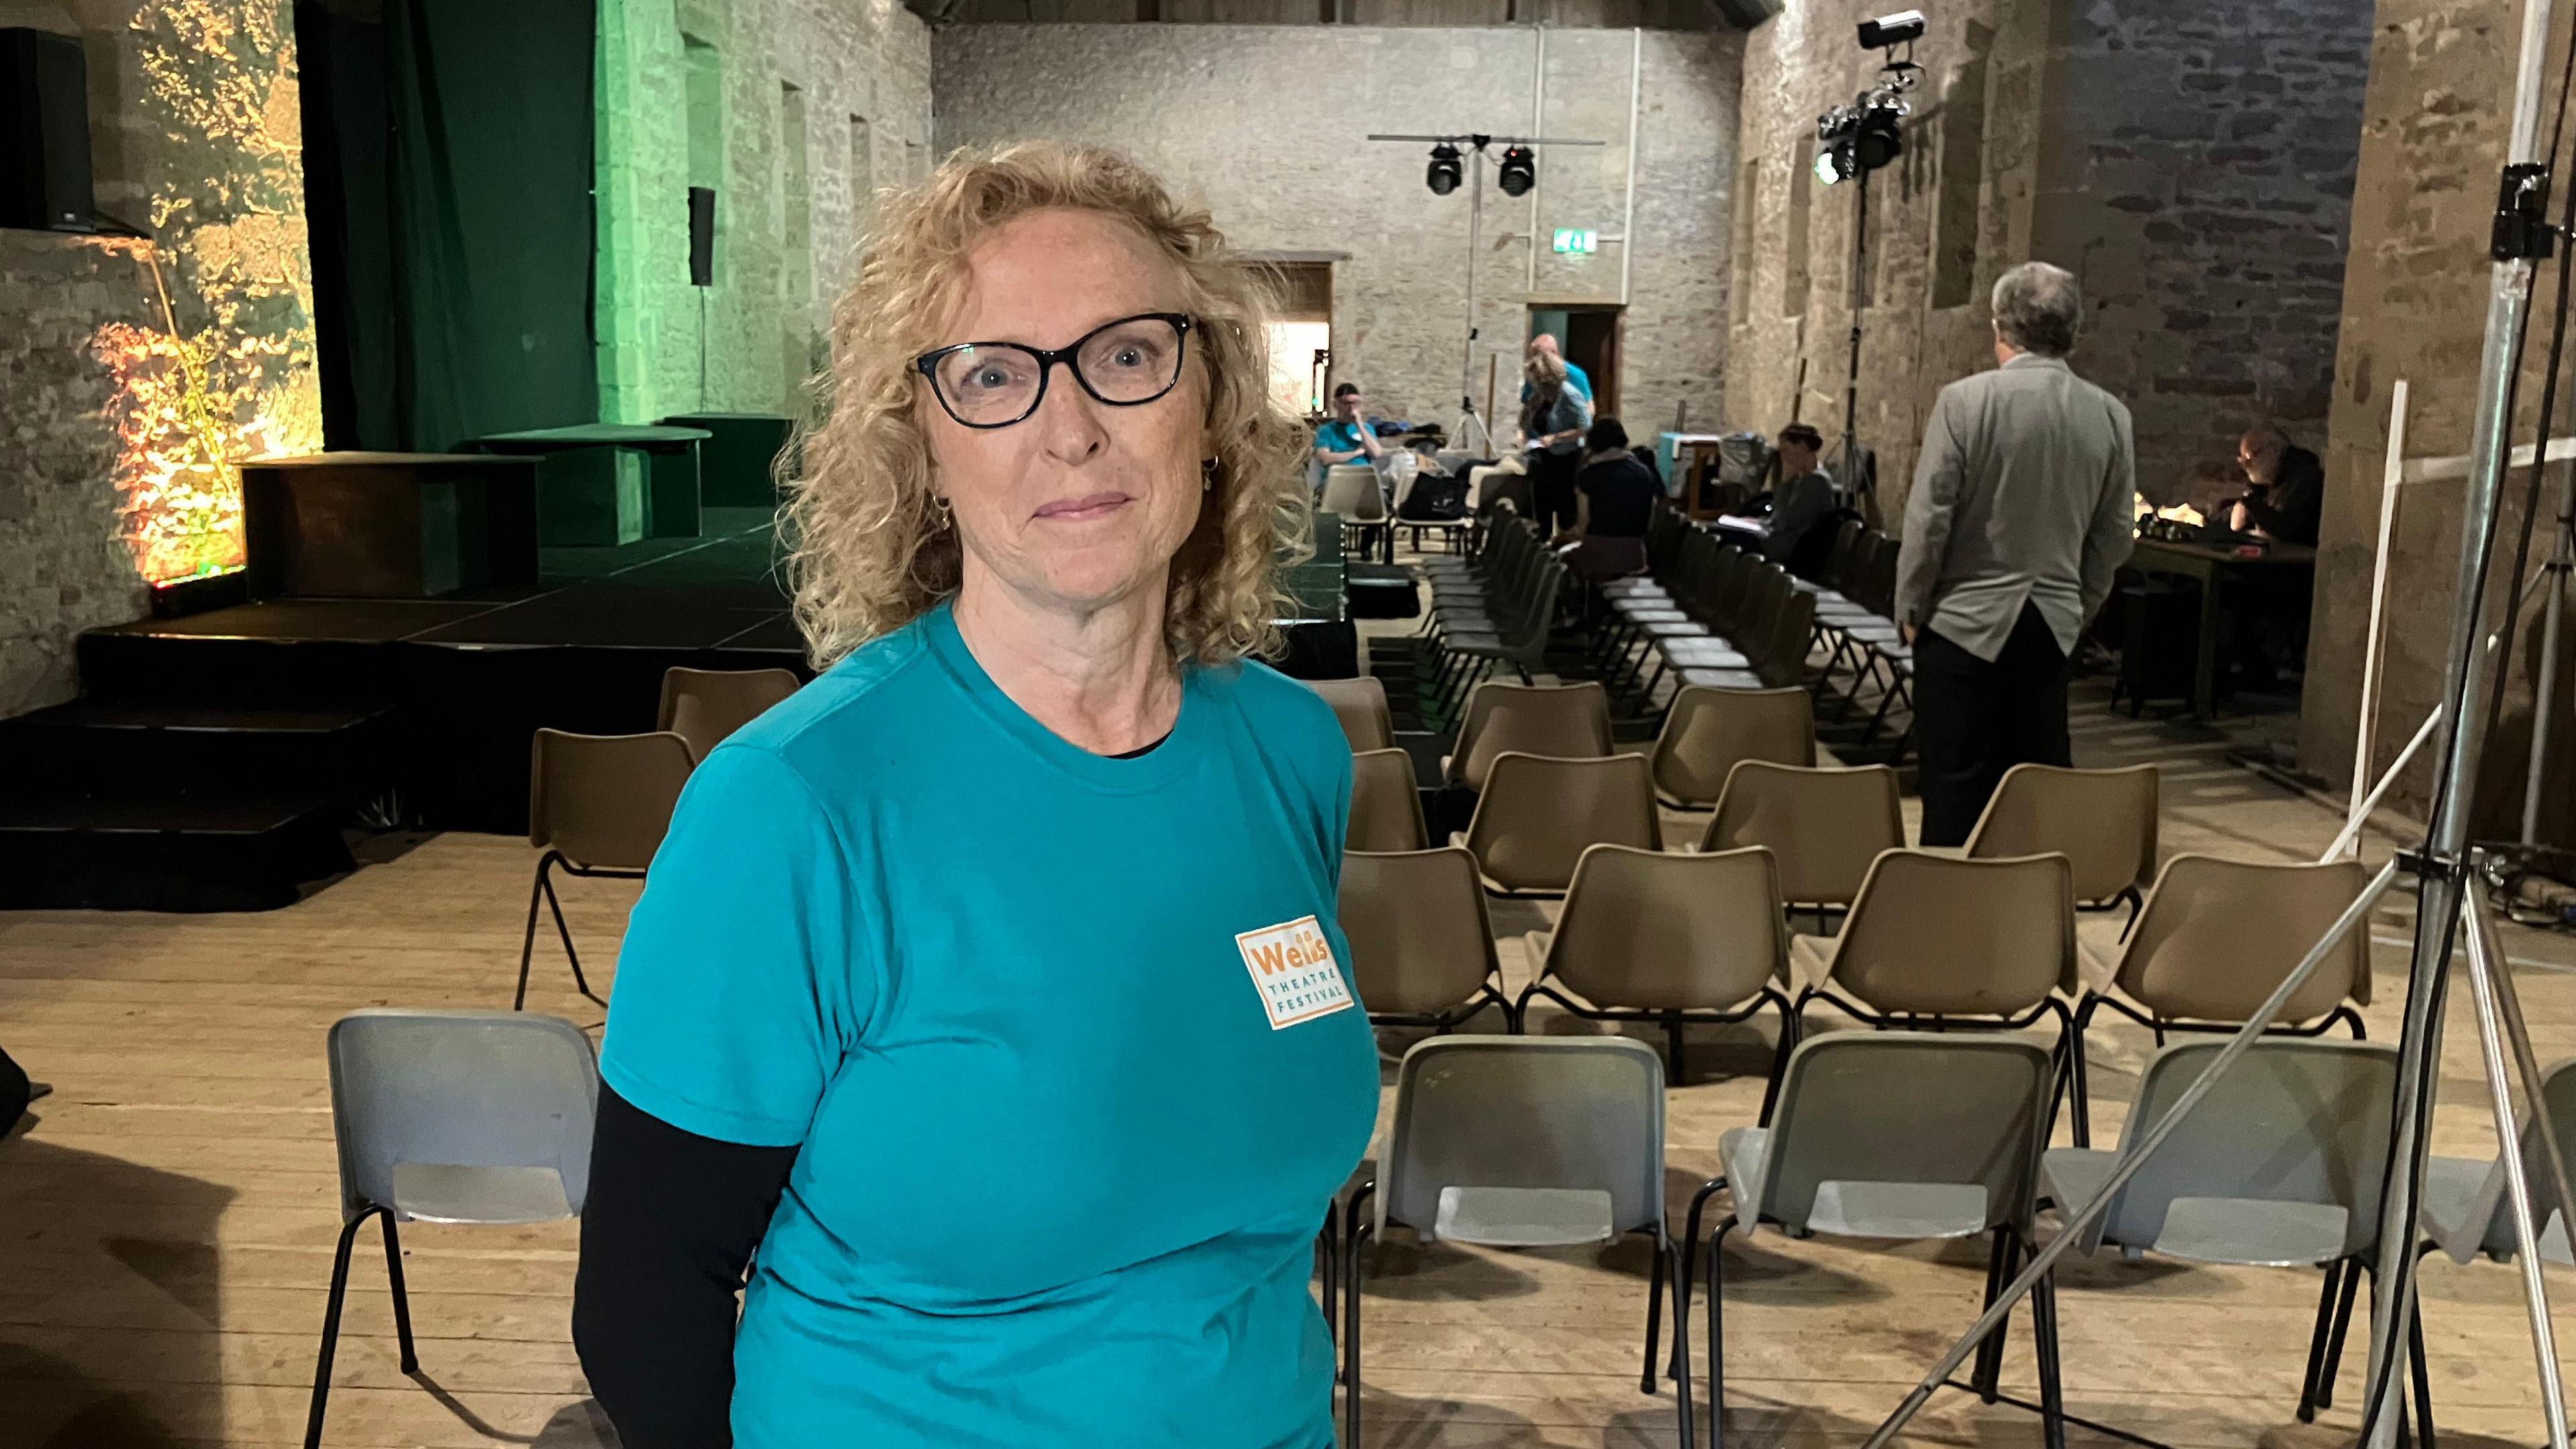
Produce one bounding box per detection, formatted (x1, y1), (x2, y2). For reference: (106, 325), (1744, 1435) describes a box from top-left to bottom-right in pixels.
(575, 1084), (799, 1446)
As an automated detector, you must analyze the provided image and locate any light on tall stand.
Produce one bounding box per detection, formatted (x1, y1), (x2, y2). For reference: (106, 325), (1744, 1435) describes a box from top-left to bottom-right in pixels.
(1368, 131), (1604, 454)
(1814, 12), (1923, 506)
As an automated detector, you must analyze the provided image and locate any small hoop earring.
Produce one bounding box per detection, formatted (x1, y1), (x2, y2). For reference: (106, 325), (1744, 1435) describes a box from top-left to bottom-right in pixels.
(930, 493), (954, 527)
(1201, 458), (1219, 492)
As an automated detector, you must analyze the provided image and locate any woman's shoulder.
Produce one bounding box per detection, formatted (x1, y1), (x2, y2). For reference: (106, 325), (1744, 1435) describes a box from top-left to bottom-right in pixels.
(1201, 658), (1350, 762)
(718, 619), (946, 771)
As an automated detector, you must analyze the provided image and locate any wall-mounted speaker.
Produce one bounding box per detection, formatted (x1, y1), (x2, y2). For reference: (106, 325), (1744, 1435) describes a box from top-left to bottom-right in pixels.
(687, 185), (714, 287)
(0, 28), (96, 231)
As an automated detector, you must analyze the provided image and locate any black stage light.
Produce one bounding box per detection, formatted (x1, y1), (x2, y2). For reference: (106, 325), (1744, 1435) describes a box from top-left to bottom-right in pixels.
(1426, 144), (1462, 196)
(1495, 145), (1536, 197)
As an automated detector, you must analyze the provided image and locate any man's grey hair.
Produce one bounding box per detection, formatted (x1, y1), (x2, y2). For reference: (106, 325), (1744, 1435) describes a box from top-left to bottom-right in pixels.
(1991, 261), (2082, 357)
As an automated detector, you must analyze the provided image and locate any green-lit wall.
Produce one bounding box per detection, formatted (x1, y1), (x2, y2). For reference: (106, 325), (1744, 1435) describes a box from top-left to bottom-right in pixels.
(596, 0), (933, 427)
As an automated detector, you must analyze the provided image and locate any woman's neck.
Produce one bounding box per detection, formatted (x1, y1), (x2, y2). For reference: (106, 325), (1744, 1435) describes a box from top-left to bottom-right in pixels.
(950, 570), (1182, 756)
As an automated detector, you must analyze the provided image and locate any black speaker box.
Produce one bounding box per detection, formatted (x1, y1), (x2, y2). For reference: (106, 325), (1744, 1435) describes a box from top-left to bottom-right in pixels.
(1, 28), (95, 232)
(687, 185), (714, 286)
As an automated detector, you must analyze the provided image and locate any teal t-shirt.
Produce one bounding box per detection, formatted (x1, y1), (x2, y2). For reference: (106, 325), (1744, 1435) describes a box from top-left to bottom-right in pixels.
(1314, 417), (1373, 459)
(599, 603), (1381, 1448)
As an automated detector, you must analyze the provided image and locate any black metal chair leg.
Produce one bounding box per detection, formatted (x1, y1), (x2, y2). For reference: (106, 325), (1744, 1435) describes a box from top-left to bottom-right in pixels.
(2067, 997), (2099, 1148)
(1665, 1016), (1688, 1088)
(379, 1211), (418, 1374)
(513, 855), (550, 1012)
(1756, 994), (1796, 1127)
(540, 869), (595, 1002)
(2410, 1300), (2437, 1448)
(1342, 1219), (1372, 1449)
(1707, 1218), (1735, 1449)
(1669, 1230), (1696, 1449)
(305, 1209), (374, 1449)
(2031, 1264), (2069, 1449)
(1973, 1224), (2016, 1401)
(1644, 1236), (1667, 1394)
(2298, 1260), (2344, 1421)
(2318, 1252), (2363, 1410)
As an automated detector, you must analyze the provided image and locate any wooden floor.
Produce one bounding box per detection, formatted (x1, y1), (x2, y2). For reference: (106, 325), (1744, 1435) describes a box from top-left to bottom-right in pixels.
(5, 665), (2573, 1448)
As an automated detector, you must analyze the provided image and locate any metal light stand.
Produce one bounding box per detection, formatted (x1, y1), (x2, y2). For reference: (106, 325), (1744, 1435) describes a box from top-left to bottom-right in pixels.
(1839, 161), (1873, 505)
(1854, 0), (2576, 1442)
(1367, 131), (1607, 458)
(2517, 472), (2576, 844)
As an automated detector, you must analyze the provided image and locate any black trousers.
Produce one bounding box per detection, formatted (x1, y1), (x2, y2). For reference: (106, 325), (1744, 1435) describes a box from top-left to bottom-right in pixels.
(1529, 449), (1580, 533)
(1913, 602), (2073, 847)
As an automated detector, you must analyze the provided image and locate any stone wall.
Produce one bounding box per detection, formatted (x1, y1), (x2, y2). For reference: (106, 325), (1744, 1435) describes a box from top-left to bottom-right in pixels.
(2037, 0), (2373, 513)
(932, 23), (1743, 437)
(1723, 0), (2370, 523)
(596, 0), (933, 426)
(2305, 0), (2574, 835)
(0, 0), (321, 718)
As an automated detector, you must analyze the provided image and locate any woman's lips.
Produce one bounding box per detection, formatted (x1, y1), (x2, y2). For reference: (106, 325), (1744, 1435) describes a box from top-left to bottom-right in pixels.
(1034, 492), (1132, 522)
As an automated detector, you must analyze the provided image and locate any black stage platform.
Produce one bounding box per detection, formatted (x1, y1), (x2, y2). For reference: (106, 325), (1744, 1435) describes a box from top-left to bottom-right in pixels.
(7, 509), (1358, 905)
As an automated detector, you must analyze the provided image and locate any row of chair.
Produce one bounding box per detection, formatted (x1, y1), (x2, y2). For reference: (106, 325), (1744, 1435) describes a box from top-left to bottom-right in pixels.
(1798, 519), (1919, 759)
(1412, 517), (1568, 726)
(1594, 525), (1818, 712)
(517, 666), (802, 1009)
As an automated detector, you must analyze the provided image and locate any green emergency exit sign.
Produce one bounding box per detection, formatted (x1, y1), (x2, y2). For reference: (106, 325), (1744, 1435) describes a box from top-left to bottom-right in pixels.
(1552, 228), (1598, 256)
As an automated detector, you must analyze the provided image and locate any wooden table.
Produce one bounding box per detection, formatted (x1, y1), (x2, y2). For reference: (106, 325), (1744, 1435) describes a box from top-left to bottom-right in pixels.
(240, 451), (541, 598)
(472, 424), (712, 545)
(2125, 535), (2317, 719)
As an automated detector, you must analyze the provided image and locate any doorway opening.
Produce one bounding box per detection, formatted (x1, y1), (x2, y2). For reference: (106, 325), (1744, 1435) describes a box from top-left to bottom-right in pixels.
(1527, 305), (1621, 417)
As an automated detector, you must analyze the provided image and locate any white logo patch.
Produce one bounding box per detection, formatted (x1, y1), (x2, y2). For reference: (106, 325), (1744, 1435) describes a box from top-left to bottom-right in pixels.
(1236, 915), (1354, 1030)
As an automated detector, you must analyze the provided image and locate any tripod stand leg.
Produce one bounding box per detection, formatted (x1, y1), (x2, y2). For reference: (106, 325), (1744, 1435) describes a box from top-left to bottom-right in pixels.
(2463, 888), (2575, 1448)
(2521, 557), (2567, 845)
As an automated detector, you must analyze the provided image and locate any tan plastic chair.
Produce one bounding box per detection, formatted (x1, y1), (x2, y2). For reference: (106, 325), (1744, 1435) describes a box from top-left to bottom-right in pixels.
(1648, 685), (1815, 809)
(1444, 680), (1613, 791)
(1460, 752), (1660, 896)
(519, 729), (693, 1010)
(1964, 763), (2159, 920)
(1310, 676), (1396, 753)
(1699, 761), (1902, 925)
(1349, 747), (1428, 853)
(655, 667), (800, 763)
(2063, 854), (2373, 1148)
(1789, 849), (2078, 1030)
(1338, 847), (1511, 1030)
(1517, 844), (1798, 1119)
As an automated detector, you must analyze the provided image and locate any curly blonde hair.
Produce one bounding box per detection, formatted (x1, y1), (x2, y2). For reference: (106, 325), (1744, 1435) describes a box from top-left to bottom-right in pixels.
(784, 142), (1312, 669)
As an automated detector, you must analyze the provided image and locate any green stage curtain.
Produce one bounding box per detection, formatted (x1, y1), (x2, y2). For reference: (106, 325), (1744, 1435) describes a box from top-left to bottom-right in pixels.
(297, 0), (598, 452)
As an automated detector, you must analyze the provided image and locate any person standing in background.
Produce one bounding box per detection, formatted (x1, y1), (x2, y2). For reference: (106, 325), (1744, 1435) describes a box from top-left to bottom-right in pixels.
(1519, 352), (1591, 535)
(1522, 331), (1594, 405)
(1896, 261), (2135, 847)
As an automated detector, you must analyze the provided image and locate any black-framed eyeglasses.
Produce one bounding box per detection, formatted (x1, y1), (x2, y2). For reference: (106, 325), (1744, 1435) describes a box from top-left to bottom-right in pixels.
(914, 312), (1196, 429)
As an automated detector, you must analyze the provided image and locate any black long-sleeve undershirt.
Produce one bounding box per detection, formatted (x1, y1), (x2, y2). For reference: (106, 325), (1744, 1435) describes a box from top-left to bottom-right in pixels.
(574, 1084), (798, 1448)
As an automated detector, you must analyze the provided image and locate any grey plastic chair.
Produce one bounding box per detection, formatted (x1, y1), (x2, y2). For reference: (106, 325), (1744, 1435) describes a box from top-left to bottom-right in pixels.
(1343, 1036), (1690, 1448)
(521, 728), (694, 1010)
(1348, 747), (1428, 853)
(1338, 847), (1512, 1030)
(1515, 844), (1798, 1117)
(306, 1009), (598, 1449)
(655, 666), (800, 763)
(1682, 1032), (2059, 1447)
(2038, 1038), (2430, 1440)
(1310, 676), (1397, 753)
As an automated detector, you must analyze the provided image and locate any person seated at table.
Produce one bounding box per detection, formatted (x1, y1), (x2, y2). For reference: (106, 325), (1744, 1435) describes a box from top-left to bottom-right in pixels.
(1762, 423), (1840, 574)
(1520, 333), (1594, 405)
(2226, 423), (2322, 547)
(1313, 382), (1387, 482)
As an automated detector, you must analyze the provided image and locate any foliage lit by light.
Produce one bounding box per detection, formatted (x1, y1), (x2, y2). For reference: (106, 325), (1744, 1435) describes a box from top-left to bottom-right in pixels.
(93, 0), (321, 586)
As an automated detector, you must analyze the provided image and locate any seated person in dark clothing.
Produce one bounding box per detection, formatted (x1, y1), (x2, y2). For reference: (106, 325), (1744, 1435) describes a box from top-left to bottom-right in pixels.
(2228, 424), (2323, 547)
(1761, 422), (1839, 570)
(1559, 418), (1662, 582)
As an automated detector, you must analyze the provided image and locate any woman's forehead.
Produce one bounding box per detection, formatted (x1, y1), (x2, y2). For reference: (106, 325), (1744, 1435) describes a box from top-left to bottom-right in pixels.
(945, 207), (1183, 341)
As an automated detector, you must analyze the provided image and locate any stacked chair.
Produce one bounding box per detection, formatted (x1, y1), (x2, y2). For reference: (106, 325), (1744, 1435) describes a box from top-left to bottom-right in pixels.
(1411, 517), (1568, 728)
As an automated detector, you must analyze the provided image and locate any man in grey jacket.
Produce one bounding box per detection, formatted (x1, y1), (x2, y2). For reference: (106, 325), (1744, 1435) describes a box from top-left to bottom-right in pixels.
(1896, 261), (2136, 846)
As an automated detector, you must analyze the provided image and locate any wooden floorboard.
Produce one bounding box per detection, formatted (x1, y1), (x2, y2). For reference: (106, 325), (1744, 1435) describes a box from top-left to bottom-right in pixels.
(5, 659), (2574, 1448)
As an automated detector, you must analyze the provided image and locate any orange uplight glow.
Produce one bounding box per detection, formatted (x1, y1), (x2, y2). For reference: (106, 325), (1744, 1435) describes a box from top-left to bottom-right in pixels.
(93, 0), (321, 588)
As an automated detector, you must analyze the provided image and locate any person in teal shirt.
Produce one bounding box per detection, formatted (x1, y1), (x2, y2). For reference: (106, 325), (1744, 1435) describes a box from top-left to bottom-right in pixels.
(575, 143), (1379, 1449)
(1520, 331), (1595, 404)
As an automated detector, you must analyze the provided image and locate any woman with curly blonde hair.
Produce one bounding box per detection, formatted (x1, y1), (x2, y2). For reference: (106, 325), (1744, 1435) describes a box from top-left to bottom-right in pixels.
(575, 142), (1377, 1449)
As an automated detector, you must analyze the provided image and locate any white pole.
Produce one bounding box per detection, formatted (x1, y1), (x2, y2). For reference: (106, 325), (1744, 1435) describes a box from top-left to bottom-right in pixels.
(1618, 28), (1642, 309)
(2323, 705), (2443, 865)
(2349, 378), (2410, 857)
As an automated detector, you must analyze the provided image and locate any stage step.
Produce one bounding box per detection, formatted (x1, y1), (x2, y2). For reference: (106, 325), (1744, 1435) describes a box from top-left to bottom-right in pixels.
(0, 788), (356, 911)
(0, 700), (402, 805)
